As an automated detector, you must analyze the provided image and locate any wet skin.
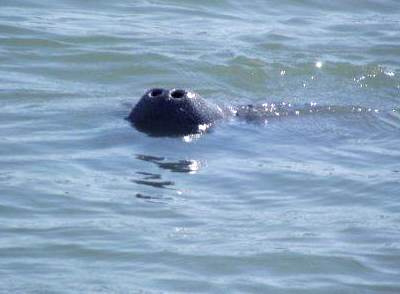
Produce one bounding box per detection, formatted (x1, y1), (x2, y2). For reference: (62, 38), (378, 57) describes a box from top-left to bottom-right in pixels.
(128, 88), (225, 136)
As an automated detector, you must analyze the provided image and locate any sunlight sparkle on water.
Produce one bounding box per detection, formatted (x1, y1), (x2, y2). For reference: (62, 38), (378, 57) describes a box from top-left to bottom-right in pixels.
(384, 71), (395, 77)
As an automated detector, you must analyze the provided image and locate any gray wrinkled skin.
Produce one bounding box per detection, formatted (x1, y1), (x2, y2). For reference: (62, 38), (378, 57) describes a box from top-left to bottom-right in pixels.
(128, 88), (225, 136)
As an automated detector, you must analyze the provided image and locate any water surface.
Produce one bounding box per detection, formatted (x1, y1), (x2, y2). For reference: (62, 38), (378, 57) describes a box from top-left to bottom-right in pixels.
(1, 0), (400, 293)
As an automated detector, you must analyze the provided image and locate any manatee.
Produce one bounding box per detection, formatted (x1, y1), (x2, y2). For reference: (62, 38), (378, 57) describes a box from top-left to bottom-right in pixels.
(128, 88), (379, 136)
(128, 88), (226, 136)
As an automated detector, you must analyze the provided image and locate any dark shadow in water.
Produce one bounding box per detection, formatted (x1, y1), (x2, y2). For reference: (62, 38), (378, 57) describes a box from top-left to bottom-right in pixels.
(132, 179), (175, 189)
(135, 193), (172, 203)
(131, 171), (177, 203)
(132, 154), (200, 203)
(132, 171), (175, 189)
(136, 154), (201, 174)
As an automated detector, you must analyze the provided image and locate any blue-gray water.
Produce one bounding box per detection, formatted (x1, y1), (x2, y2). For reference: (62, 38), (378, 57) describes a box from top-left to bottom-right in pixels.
(1, 0), (400, 293)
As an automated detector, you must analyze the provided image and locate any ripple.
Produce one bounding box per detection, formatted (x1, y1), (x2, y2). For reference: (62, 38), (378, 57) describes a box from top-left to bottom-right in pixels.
(136, 154), (201, 174)
(1, 0), (400, 293)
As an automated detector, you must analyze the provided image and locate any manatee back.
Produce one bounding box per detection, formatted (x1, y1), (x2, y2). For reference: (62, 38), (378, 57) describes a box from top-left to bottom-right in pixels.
(235, 102), (378, 122)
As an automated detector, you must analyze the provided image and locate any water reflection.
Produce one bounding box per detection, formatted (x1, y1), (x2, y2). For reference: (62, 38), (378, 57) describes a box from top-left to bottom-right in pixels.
(136, 154), (201, 174)
(135, 193), (172, 203)
(132, 171), (177, 202)
(132, 171), (175, 189)
(132, 154), (201, 202)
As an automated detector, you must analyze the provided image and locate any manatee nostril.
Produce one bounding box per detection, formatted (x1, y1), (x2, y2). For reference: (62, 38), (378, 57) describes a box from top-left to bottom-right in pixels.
(149, 88), (164, 97)
(170, 89), (186, 99)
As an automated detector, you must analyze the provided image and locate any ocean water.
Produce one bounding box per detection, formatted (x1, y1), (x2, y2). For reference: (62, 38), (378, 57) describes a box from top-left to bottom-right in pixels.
(1, 0), (400, 293)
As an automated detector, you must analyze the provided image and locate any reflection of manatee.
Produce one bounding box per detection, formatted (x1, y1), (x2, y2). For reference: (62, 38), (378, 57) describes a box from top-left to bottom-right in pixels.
(128, 88), (379, 136)
(128, 88), (225, 136)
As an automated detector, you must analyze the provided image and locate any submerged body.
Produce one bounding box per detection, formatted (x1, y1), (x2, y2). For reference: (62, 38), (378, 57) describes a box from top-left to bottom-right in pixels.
(128, 88), (378, 136)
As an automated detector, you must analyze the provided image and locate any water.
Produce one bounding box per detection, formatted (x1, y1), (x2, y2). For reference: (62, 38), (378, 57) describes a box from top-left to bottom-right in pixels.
(1, 0), (400, 293)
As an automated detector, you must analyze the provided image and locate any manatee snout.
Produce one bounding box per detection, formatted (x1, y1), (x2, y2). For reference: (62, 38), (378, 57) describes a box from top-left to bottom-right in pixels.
(128, 88), (224, 136)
